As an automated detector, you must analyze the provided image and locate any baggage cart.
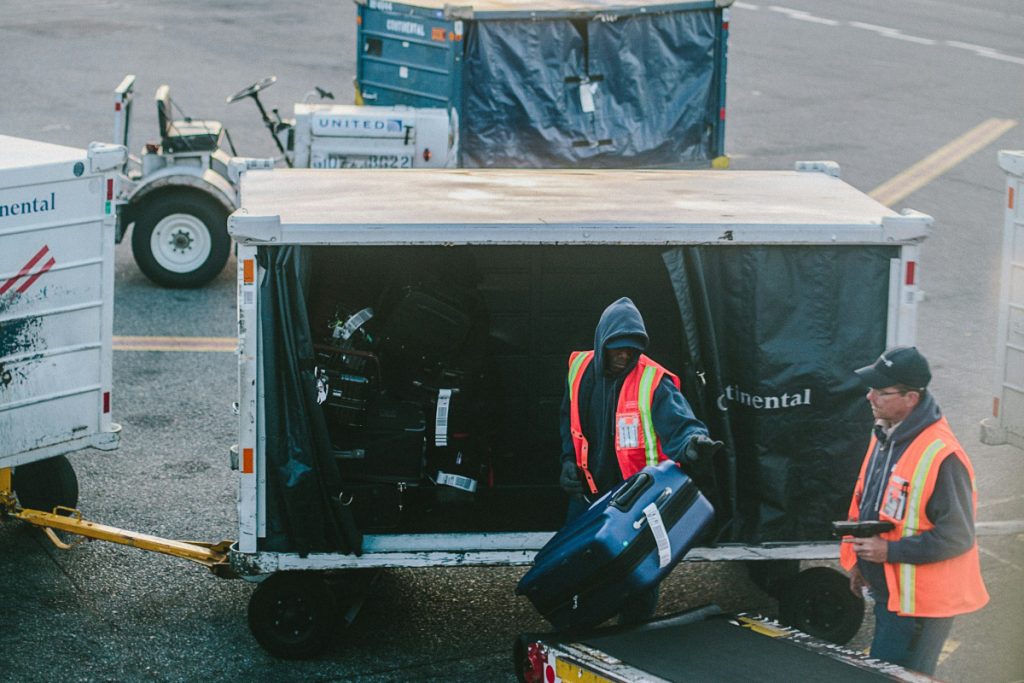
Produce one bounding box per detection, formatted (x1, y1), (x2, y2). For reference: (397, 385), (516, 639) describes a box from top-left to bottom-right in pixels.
(226, 163), (932, 657)
(354, 0), (732, 168)
(981, 150), (1024, 450)
(0, 136), (125, 513)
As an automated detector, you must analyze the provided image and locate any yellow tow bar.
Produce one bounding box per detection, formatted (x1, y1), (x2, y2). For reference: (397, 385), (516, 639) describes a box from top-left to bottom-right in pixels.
(13, 506), (236, 577)
(2, 466), (234, 577)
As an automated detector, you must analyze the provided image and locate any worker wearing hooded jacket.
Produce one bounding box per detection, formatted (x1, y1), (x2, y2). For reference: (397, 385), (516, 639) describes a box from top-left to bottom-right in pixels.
(840, 346), (987, 676)
(558, 298), (719, 623)
(559, 297), (716, 501)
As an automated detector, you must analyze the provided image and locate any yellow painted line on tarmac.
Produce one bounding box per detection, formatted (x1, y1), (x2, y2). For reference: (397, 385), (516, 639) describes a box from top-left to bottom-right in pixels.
(113, 335), (236, 353)
(938, 639), (960, 665)
(869, 117), (1018, 207)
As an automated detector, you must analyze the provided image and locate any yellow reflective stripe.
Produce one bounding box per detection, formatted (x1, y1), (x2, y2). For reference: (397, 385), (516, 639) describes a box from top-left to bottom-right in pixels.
(567, 352), (591, 402)
(638, 365), (659, 466)
(899, 438), (945, 614)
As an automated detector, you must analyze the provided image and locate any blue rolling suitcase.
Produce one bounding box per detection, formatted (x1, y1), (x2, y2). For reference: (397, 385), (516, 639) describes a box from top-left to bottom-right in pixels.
(516, 460), (714, 631)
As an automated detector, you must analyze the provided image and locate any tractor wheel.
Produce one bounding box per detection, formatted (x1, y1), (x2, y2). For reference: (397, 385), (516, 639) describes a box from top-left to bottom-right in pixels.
(131, 192), (230, 288)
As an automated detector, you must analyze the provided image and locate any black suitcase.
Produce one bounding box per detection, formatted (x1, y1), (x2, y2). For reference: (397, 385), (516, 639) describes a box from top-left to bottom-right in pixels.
(331, 399), (426, 483)
(336, 481), (408, 532)
(516, 461), (714, 631)
(376, 284), (488, 390)
(415, 385), (492, 497)
(315, 347), (381, 427)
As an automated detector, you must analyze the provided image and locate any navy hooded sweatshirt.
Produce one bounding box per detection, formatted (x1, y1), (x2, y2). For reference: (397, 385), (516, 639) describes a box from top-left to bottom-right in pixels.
(559, 297), (708, 494)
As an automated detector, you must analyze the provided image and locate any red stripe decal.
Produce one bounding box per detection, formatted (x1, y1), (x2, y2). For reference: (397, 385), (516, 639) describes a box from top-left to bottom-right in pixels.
(16, 257), (56, 294)
(1, 245), (49, 295)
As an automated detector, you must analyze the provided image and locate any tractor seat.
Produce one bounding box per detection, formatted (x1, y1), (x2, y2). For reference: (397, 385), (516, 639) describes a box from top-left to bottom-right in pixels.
(155, 85), (224, 154)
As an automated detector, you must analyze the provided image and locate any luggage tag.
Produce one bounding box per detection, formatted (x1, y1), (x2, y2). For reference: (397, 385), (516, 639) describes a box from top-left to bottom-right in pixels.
(642, 502), (672, 569)
(881, 475), (909, 521)
(332, 307), (374, 341)
(578, 78), (597, 114)
(616, 412), (642, 449)
(435, 388), (452, 446)
(314, 367), (328, 405)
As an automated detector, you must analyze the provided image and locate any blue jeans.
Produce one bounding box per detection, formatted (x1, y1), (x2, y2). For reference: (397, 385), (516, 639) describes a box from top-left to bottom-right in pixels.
(870, 596), (954, 676)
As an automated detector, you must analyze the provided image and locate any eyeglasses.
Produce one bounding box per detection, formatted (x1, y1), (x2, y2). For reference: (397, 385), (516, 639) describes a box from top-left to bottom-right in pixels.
(868, 388), (911, 397)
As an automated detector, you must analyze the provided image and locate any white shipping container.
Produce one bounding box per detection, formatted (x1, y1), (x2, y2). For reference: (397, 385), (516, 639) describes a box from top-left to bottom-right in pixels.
(982, 150), (1024, 450)
(0, 136), (124, 471)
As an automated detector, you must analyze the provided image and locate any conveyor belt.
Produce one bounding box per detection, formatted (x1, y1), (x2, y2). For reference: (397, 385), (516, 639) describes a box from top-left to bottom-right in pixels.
(577, 613), (916, 682)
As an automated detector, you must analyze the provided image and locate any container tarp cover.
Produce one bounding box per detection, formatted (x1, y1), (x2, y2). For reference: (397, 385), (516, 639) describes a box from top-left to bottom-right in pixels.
(664, 245), (894, 542)
(461, 9), (718, 167)
(259, 246), (361, 555)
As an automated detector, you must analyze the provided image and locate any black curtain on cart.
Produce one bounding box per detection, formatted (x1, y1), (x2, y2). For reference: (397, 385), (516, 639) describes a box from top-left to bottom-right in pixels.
(663, 246), (895, 543)
(460, 9), (719, 168)
(259, 246), (362, 555)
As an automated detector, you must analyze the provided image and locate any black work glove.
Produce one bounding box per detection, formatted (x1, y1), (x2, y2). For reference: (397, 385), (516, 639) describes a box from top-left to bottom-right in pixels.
(681, 434), (724, 464)
(559, 459), (583, 496)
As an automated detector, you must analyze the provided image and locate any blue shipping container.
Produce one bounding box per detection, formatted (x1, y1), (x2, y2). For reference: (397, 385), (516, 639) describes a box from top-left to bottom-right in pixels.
(355, 0), (732, 168)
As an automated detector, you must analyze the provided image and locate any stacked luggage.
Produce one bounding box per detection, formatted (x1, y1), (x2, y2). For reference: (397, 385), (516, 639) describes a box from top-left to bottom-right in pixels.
(313, 281), (495, 530)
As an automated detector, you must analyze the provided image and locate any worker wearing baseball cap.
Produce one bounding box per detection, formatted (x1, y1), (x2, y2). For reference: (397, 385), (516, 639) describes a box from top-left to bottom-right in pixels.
(840, 346), (988, 675)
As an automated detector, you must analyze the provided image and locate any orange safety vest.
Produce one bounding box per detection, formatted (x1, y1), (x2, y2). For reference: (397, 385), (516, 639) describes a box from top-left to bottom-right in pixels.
(840, 417), (988, 617)
(567, 350), (681, 495)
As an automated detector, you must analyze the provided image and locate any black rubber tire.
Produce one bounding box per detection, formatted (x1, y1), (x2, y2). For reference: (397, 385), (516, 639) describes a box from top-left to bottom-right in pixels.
(12, 455), (79, 512)
(512, 636), (530, 683)
(130, 192), (230, 289)
(247, 572), (337, 660)
(746, 560), (801, 598)
(778, 566), (864, 645)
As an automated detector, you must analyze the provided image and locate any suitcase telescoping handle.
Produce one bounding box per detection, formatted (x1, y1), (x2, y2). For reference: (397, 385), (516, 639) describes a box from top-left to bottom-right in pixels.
(610, 471), (654, 512)
(633, 487), (673, 531)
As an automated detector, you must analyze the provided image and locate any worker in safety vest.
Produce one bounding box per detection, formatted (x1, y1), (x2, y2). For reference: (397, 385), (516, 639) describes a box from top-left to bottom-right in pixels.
(558, 297), (721, 621)
(840, 346), (988, 675)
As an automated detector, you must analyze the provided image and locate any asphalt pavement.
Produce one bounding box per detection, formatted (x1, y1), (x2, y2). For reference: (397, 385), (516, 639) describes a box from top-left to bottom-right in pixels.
(1, 0), (1023, 681)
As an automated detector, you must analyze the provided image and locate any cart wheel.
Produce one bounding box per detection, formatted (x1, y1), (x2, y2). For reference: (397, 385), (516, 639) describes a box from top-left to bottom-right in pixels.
(513, 635), (541, 683)
(745, 560), (801, 598)
(248, 571), (337, 659)
(778, 566), (864, 645)
(131, 192), (230, 289)
(13, 455), (78, 513)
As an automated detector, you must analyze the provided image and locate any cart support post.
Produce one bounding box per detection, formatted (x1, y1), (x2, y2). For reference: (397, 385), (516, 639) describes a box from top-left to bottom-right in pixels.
(0, 467), (13, 510)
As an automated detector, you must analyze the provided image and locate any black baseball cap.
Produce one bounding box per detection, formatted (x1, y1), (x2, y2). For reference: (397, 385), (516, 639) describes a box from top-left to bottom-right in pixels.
(854, 346), (931, 389)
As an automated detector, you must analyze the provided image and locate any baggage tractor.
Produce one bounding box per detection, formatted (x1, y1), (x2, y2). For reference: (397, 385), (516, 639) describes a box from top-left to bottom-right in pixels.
(331, 398), (426, 483)
(516, 460), (714, 631)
